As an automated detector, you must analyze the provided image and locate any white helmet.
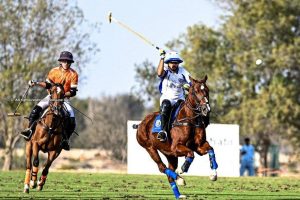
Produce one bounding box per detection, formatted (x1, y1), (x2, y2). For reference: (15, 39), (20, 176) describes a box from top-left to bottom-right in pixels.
(164, 51), (183, 64)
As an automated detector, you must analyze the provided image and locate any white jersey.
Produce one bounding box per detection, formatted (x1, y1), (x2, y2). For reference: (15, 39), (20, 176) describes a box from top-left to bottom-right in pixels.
(159, 66), (191, 105)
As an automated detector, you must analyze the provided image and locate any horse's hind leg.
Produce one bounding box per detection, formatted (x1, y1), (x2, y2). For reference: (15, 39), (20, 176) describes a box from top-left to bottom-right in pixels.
(37, 149), (61, 191)
(145, 147), (167, 173)
(144, 147), (179, 180)
(165, 155), (186, 199)
(145, 148), (184, 199)
(24, 142), (32, 193)
(30, 142), (39, 189)
(196, 141), (218, 181)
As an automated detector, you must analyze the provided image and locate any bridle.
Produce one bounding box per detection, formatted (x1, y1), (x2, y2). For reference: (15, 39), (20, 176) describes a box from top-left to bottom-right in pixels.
(40, 85), (65, 134)
(173, 83), (210, 128)
(186, 84), (210, 116)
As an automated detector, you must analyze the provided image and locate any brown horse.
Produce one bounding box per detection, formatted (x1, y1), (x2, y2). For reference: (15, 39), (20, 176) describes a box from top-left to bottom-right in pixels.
(136, 75), (218, 199)
(23, 84), (66, 193)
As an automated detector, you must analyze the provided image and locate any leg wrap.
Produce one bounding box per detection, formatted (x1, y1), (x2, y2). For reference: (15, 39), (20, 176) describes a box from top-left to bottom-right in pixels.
(164, 168), (178, 180)
(38, 175), (47, 186)
(181, 157), (194, 173)
(24, 169), (31, 184)
(170, 182), (181, 199)
(32, 166), (38, 181)
(208, 149), (218, 169)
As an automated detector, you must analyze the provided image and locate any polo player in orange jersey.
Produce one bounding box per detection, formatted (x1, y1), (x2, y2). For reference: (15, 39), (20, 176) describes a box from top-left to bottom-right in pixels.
(20, 51), (79, 151)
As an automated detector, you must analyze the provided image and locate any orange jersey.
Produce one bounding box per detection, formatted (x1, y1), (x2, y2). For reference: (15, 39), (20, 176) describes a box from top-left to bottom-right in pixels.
(46, 66), (78, 93)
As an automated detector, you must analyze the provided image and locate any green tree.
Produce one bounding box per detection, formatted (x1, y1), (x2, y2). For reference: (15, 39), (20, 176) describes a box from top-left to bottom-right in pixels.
(132, 60), (160, 109)
(218, 0), (300, 167)
(0, 0), (99, 170)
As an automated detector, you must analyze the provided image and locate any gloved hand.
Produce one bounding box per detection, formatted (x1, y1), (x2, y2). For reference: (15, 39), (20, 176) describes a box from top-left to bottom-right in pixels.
(28, 80), (38, 87)
(183, 83), (190, 97)
(159, 49), (166, 59)
(183, 83), (190, 91)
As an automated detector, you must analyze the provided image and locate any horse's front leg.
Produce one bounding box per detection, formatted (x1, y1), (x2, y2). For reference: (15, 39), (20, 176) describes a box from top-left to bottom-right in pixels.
(37, 149), (61, 191)
(171, 143), (195, 175)
(24, 142), (32, 193)
(30, 142), (39, 189)
(196, 141), (218, 181)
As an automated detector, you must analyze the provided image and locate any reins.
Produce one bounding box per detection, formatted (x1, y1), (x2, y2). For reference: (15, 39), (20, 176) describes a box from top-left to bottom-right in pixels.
(173, 87), (207, 128)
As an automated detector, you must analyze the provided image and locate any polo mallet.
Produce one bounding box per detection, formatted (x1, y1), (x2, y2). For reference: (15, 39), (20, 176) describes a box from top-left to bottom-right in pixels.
(7, 86), (31, 117)
(108, 12), (168, 52)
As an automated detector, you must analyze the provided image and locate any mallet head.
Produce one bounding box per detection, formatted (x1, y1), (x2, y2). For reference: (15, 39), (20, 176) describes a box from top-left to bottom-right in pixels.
(108, 11), (112, 23)
(7, 113), (21, 117)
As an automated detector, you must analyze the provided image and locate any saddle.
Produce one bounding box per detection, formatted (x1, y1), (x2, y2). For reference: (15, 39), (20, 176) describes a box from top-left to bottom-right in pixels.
(152, 101), (183, 133)
(28, 106), (70, 136)
(151, 101), (210, 133)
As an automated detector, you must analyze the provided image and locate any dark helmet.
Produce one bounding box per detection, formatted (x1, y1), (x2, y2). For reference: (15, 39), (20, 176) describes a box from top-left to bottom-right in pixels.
(58, 51), (74, 63)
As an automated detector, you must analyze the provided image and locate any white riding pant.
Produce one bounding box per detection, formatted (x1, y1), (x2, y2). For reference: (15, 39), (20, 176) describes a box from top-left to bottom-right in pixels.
(160, 94), (185, 106)
(37, 95), (75, 117)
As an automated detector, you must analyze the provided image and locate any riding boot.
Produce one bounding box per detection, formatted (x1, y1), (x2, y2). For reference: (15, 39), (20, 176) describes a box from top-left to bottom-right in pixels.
(157, 100), (171, 142)
(20, 105), (43, 140)
(61, 117), (76, 151)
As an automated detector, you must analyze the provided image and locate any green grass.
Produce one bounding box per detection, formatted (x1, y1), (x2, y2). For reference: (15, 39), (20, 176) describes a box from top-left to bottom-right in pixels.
(0, 171), (299, 199)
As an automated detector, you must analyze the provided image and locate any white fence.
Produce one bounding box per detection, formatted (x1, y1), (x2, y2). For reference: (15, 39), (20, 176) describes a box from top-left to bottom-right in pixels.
(127, 121), (240, 177)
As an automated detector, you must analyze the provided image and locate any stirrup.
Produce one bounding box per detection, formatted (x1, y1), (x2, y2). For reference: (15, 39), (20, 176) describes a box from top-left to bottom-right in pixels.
(157, 130), (167, 142)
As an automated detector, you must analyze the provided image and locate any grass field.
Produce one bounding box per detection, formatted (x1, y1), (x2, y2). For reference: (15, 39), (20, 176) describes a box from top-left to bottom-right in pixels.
(0, 171), (299, 199)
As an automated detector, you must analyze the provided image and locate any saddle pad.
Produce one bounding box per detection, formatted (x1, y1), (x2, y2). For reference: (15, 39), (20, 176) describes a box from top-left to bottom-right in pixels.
(151, 103), (182, 133)
(151, 115), (162, 133)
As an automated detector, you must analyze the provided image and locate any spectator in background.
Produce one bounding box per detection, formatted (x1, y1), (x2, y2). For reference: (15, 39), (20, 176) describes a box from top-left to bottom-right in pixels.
(240, 137), (255, 176)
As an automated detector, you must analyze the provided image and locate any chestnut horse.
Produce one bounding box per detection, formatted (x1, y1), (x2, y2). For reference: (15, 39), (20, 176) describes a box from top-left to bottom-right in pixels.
(136, 76), (218, 199)
(23, 84), (66, 193)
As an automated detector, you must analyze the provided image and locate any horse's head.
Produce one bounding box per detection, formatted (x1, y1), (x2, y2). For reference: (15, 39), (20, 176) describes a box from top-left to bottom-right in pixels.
(187, 75), (210, 116)
(49, 83), (65, 116)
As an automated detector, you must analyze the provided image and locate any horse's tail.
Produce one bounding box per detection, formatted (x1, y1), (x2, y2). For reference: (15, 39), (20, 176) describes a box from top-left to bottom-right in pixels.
(132, 124), (139, 129)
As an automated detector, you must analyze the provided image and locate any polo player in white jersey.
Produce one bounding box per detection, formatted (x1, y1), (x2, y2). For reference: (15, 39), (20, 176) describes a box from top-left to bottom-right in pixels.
(157, 51), (191, 142)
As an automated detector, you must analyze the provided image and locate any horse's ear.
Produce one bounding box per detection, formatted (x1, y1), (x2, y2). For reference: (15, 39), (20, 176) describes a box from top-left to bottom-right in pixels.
(204, 75), (208, 82)
(189, 76), (195, 85)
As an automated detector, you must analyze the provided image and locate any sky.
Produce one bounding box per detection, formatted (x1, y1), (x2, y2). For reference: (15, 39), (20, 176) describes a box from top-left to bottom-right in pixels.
(76, 0), (223, 98)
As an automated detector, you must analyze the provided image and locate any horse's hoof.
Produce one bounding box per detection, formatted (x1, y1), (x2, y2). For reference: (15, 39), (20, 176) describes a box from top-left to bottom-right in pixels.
(24, 184), (29, 193)
(176, 176), (186, 186)
(209, 169), (218, 181)
(210, 174), (217, 181)
(210, 169), (217, 181)
(37, 185), (43, 191)
(30, 180), (37, 189)
(178, 194), (187, 199)
(176, 168), (184, 175)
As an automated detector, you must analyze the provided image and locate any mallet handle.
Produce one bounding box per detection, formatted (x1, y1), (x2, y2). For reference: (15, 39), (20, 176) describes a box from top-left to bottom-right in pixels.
(109, 13), (167, 52)
(13, 86), (30, 115)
